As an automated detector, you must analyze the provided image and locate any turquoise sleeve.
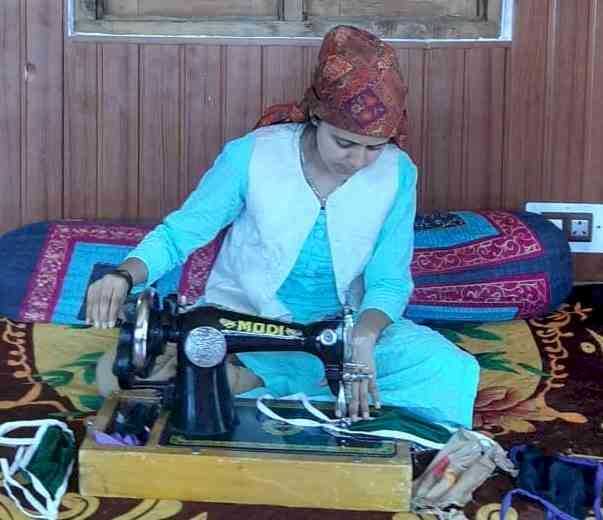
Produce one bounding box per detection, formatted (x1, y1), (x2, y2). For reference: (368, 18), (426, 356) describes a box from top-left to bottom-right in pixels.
(359, 152), (418, 322)
(125, 134), (254, 284)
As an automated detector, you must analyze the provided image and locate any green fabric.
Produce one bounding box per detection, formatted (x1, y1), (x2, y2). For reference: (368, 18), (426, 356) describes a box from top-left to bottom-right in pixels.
(348, 407), (454, 446)
(24, 426), (75, 498)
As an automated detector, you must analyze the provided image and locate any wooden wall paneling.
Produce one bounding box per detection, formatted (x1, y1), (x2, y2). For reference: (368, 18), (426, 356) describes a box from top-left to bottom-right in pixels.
(261, 46), (305, 111)
(396, 49), (426, 205)
(395, 49), (410, 139)
(584, 0), (603, 200)
(98, 44), (139, 220)
(408, 50), (427, 208)
(422, 48), (465, 211)
(503, 0), (551, 209)
(574, 0), (603, 282)
(501, 25), (513, 209)
(63, 42), (98, 219)
(223, 46), (262, 142)
(0, 1), (22, 234)
(573, 252), (603, 283)
(303, 45), (320, 85)
(572, 256), (603, 283)
(139, 45), (182, 219)
(23, 0), (63, 224)
(539, 0), (559, 203)
(545, 0), (590, 201)
(462, 47), (505, 209)
(182, 45), (223, 196)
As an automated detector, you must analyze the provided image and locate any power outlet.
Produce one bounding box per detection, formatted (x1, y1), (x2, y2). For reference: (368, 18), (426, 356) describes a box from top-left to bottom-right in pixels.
(569, 218), (592, 241)
(526, 202), (603, 253)
(540, 211), (593, 242)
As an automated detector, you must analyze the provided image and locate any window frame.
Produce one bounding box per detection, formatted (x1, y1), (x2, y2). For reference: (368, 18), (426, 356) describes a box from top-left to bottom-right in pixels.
(66, 0), (515, 46)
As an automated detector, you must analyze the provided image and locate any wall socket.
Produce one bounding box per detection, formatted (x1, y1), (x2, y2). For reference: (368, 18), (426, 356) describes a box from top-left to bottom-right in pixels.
(526, 202), (603, 253)
(535, 211), (593, 242)
(569, 217), (592, 241)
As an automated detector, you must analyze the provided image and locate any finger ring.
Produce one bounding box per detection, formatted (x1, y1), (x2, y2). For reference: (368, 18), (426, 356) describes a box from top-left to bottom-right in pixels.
(344, 361), (368, 372)
(343, 372), (372, 382)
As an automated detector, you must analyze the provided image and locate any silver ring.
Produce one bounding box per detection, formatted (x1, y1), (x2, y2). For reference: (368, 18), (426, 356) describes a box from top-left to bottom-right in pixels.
(343, 372), (373, 382)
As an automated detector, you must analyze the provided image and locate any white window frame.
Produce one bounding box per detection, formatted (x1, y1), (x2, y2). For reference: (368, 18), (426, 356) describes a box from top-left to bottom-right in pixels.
(66, 0), (515, 46)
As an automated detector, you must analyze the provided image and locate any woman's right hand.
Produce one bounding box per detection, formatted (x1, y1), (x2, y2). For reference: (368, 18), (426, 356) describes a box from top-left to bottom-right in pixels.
(85, 273), (130, 328)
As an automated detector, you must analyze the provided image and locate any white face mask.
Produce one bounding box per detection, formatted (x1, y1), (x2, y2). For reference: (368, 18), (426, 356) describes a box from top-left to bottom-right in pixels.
(0, 419), (75, 519)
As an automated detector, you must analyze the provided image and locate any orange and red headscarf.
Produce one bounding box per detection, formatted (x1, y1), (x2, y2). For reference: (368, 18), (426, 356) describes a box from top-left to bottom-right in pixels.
(255, 25), (409, 149)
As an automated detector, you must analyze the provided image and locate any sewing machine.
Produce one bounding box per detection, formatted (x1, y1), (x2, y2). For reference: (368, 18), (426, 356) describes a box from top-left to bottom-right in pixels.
(112, 287), (363, 437)
(79, 289), (411, 511)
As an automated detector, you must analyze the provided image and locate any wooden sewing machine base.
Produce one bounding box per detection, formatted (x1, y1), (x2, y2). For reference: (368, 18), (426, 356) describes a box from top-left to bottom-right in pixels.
(79, 392), (412, 512)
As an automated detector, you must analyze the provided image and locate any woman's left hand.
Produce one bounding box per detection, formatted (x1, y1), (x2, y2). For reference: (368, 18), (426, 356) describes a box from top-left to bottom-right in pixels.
(347, 326), (380, 422)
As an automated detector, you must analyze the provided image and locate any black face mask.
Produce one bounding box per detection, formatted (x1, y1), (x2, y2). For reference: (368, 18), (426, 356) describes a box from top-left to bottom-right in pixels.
(501, 445), (603, 520)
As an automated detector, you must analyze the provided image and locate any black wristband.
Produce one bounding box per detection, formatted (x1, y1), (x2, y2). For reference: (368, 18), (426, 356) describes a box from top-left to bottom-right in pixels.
(110, 268), (134, 294)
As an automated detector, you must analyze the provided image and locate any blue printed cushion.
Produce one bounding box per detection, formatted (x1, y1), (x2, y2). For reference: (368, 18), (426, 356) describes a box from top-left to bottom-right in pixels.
(0, 211), (572, 324)
(0, 221), (222, 324)
(406, 211), (572, 322)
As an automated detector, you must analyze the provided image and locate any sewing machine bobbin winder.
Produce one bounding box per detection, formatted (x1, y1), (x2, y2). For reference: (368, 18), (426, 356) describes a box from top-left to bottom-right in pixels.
(79, 289), (411, 511)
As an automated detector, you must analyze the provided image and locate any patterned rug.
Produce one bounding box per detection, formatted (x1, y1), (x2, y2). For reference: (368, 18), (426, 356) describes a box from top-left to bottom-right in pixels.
(1, 285), (602, 519)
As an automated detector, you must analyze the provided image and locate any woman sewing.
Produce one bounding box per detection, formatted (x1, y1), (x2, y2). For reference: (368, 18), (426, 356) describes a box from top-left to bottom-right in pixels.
(86, 25), (479, 428)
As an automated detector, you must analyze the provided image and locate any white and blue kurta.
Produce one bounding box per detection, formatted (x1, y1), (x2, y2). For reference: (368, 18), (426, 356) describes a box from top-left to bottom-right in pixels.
(127, 124), (479, 428)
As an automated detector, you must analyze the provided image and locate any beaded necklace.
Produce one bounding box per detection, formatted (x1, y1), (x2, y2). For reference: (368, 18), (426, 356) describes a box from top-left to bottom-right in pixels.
(300, 128), (327, 209)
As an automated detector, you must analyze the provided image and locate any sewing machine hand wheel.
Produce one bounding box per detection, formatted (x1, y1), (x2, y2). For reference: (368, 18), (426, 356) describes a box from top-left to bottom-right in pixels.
(114, 288), (167, 382)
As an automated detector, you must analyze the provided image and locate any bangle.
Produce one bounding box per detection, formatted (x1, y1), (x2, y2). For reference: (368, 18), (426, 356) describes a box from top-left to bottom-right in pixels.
(110, 268), (134, 294)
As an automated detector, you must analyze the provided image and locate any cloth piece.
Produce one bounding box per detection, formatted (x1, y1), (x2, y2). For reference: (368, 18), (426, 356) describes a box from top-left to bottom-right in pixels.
(347, 406), (454, 447)
(24, 426), (75, 499)
(92, 431), (140, 447)
(500, 445), (603, 520)
(0, 420), (75, 520)
(412, 429), (517, 516)
(255, 25), (409, 149)
(256, 392), (453, 450)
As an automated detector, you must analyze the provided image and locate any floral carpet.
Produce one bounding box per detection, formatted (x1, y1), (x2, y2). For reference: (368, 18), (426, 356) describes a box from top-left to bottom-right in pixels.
(1, 285), (602, 519)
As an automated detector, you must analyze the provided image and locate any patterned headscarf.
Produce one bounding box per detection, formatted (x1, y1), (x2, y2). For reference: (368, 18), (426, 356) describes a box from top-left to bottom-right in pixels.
(255, 25), (408, 149)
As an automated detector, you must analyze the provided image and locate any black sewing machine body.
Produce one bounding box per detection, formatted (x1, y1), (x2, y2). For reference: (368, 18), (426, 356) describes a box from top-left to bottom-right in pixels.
(112, 289), (356, 438)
